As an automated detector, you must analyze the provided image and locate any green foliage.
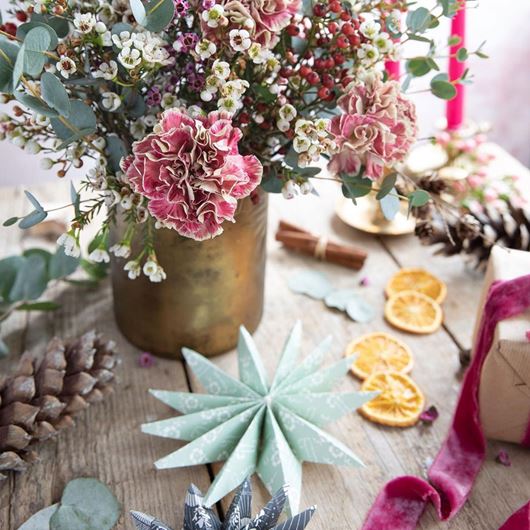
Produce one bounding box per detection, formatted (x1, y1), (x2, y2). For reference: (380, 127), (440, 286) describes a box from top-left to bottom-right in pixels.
(41, 72), (71, 117)
(341, 174), (372, 201)
(49, 246), (80, 280)
(430, 73), (457, 100)
(18, 190), (48, 229)
(8, 253), (48, 301)
(409, 189), (431, 207)
(260, 167), (283, 193)
(2, 216), (19, 227)
(0, 37), (20, 93)
(17, 21), (58, 49)
(406, 57), (438, 77)
(13, 26), (56, 85)
(14, 91), (58, 117)
(376, 173), (397, 200)
(30, 13), (69, 38)
(406, 7), (432, 33)
(50, 478), (120, 530)
(131, 0), (175, 32)
(50, 99), (97, 147)
(106, 135), (128, 172)
(253, 84), (276, 104)
(456, 48), (468, 62)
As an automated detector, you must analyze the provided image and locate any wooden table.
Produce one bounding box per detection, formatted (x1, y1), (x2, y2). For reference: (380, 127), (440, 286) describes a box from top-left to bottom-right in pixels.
(1, 167), (529, 529)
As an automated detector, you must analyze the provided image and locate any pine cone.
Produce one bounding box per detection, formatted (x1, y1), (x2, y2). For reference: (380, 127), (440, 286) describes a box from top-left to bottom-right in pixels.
(417, 175), (449, 195)
(0, 331), (118, 481)
(416, 203), (530, 266)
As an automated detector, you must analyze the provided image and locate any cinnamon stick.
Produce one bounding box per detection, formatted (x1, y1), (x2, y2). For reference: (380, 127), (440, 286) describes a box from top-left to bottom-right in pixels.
(275, 221), (367, 270)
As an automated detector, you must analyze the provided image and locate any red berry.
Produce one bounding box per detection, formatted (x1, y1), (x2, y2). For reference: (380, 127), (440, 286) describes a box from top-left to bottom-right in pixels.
(286, 24), (299, 36)
(351, 18), (360, 29)
(325, 92), (335, 102)
(329, 1), (341, 13)
(348, 34), (361, 46)
(259, 121), (271, 130)
(333, 53), (345, 65)
(328, 21), (338, 34)
(318, 86), (330, 99)
(340, 11), (351, 21)
(324, 57), (335, 69)
(336, 35), (349, 48)
(15, 11), (28, 22)
(313, 3), (327, 17)
(342, 23), (354, 35)
(341, 76), (353, 88)
(314, 58), (325, 70)
(279, 67), (293, 77)
(4, 22), (17, 36)
(256, 103), (267, 113)
(238, 112), (250, 124)
(307, 72), (320, 85)
(300, 65), (312, 78)
(322, 73), (334, 88)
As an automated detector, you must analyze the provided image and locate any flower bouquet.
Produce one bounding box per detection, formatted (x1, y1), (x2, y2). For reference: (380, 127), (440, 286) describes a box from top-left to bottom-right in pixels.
(0, 0), (477, 354)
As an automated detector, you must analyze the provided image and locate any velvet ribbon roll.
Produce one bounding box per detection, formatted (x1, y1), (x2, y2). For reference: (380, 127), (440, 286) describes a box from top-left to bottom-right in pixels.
(362, 275), (530, 530)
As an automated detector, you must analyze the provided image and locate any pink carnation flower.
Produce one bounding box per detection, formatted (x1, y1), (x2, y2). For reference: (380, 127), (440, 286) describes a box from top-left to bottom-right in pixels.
(328, 79), (417, 180)
(122, 109), (262, 241)
(203, 0), (300, 48)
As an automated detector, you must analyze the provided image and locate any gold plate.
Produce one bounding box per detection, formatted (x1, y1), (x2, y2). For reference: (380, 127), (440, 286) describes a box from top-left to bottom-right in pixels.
(335, 194), (416, 236)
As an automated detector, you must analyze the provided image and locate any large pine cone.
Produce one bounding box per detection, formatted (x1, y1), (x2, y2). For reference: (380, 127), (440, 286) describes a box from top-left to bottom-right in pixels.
(0, 331), (118, 480)
(416, 203), (530, 267)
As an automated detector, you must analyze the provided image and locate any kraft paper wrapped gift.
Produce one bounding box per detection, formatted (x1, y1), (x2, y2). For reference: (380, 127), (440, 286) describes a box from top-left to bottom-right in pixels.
(472, 245), (530, 444)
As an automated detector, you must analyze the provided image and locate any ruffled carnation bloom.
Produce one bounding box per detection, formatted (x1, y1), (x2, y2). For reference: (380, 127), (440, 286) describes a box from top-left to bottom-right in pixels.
(121, 109), (263, 240)
(328, 78), (417, 180)
(202, 0), (300, 48)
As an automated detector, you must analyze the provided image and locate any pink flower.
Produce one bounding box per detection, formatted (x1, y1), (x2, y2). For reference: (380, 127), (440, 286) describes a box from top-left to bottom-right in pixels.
(204, 0), (300, 48)
(139, 351), (156, 367)
(123, 109), (262, 241)
(328, 79), (417, 180)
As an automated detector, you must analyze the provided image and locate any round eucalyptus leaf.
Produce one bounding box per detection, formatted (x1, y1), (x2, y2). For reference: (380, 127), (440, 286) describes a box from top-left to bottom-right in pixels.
(49, 246), (80, 280)
(41, 72), (71, 117)
(8, 254), (48, 302)
(0, 37), (20, 94)
(324, 289), (359, 311)
(17, 503), (59, 530)
(288, 270), (333, 300)
(143, 0), (176, 32)
(0, 255), (25, 300)
(14, 91), (58, 117)
(18, 209), (48, 229)
(50, 99), (97, 145)
(50, 478), (120, 530)
(379, 191), (400, 221)
(17, 21), (58, 49)
(345, 297), (376, 323)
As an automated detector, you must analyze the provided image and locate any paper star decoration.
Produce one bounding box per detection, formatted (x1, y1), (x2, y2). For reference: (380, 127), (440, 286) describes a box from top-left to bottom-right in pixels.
(142, 321), (377, 514)
(130, 478), (316, 530)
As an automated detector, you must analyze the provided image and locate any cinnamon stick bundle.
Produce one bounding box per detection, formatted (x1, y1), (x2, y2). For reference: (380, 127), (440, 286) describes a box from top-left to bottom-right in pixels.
(275, 221), (367, 270)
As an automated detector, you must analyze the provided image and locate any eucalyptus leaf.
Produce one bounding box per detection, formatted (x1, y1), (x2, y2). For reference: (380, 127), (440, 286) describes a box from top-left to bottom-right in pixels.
(18, 503), (59, 530)
(8, 254), (48, 302)
(50, 100), (97, 145)
(41, 72), (71, 117)
(0, 37), (20, 93)
(14, 90), (58, 117)
(31, 13), (70, 38)
(407, 7), (431, 33)
(70, 181), (80, 217)
(341, 175), (372, 199)
(288, 270), (333, 300)
(379, 190), (400, 220)
(324, 289), (359, 311)
(430, 73), (457, 100)
(144, 0), (176, 32)
(23, 247), (52, 264)
(456, 47), (468, 62)
(106, 135), (127, 173)
(80, 259), (108, 281)
(13, 26), (52, 83)
(50, 478), (120, 530)
(17, 21), (58, 49)
(0, 256), (25, 300)
(49, 246), (80, 280)
(111, 22), (134, 36)
(260, 170), (283, 193)
(409, 189), (430, 207)
(375, 173), (397, 200)
(406, 57), (431, 77)
(19, 209), (48, 229)
(130, 0), (148, 25)
(24, 190), (43, 211)
(345, 297), (376, 323)
(3, 216), (19, 227)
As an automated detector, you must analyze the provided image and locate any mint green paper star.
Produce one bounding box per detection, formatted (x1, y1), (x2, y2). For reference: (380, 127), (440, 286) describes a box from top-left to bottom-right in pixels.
(142, 321), (377, 514)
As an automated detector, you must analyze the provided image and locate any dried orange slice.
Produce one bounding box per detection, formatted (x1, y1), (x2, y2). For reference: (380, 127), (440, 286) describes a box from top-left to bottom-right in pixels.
(386, 268), (447, 304)
(385, 290), (442, 334)
(359, 371), (424, 427)
(345, 332), (413, 380)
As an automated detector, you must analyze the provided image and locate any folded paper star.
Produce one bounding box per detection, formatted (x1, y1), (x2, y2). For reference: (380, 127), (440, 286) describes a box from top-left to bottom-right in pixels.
(130, 478), (316, 530)
(142, 321), (377, 513)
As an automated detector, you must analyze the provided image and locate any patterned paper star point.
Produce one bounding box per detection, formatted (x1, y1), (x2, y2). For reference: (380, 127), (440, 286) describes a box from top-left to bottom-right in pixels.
(142, 321), (377, 513)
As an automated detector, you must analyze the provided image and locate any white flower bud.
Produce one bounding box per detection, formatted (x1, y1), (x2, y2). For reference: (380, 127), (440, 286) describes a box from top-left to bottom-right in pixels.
(25, 140), (41, 154)
(40, 157), (54, 170)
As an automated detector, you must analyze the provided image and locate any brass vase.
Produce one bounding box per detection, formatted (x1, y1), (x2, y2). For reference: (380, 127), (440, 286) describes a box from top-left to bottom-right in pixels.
(109, 193), (268, 358)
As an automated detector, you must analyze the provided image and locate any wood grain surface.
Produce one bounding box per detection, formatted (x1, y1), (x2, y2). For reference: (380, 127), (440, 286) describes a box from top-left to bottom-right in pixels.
(1, 169), (529, 530)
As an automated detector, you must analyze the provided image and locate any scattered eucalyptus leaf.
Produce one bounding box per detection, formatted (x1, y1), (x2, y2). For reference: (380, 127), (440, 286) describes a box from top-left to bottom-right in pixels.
(345, 297), (376, 323)
(288, 270), (333, 300)
(18, 503), (59, 530)
(379, 191), (400, 220)
(324, 289), (359, 311)
(17, 301), (60, 311)
(50, 478), (120, 530)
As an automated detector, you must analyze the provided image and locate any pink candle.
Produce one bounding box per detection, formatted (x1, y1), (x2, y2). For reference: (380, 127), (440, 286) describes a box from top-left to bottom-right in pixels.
(446, 1), (466, 130)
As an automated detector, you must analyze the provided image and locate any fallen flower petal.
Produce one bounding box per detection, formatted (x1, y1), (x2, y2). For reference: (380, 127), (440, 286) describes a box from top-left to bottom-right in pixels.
(495, 449), (511, 467)
(419, 405), (439, 424)
(139, 352), (156, 368)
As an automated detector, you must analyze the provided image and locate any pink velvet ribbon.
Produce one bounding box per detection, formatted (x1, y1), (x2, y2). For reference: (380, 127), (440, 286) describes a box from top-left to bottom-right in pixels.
(362, 276), (530, 530)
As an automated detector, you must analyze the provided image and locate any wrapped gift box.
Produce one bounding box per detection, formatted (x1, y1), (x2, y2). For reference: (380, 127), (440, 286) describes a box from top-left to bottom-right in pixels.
(473, 245), (530, 443)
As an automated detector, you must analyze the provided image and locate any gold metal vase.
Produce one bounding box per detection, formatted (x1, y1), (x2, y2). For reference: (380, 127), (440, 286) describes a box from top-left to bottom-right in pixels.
(110, 193), (268, 358)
